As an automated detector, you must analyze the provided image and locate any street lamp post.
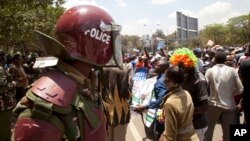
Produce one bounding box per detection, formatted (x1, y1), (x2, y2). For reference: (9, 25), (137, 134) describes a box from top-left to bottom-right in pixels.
(166, 29), (169, 50)
(143, 24), (152, 53)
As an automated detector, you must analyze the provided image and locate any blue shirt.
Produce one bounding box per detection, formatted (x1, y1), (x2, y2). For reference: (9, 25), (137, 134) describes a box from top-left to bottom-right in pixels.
(146, 73), (168, 109)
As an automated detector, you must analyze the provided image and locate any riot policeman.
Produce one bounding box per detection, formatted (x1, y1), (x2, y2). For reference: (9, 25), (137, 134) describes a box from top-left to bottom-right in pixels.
(12, 5), (123, 141)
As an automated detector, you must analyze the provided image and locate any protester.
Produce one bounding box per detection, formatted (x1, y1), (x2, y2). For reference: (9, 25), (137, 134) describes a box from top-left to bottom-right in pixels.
(11, 5), (123, 141)
(193, 47), (205, 74)
(134, 57), (169, 140)
(170, 47), (209, 141)
(8, 52), (29, 101)
(123, 55), (137, 89)
(132, 56), (149, 81)
(238, 42), (250, 125)
(205, 51), (243, 141)
(159, 65), (199, 141)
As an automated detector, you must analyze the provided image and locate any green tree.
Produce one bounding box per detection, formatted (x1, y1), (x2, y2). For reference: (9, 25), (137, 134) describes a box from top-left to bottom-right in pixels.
(154, 29), (165, 39)
(0, 0), (65, 53)
(121, 35), (141, 52)
(227, 13), (250, 45)
(199, 23), (228, 46)
(199, 14), (250, 47)
(187, 36), (202, 49)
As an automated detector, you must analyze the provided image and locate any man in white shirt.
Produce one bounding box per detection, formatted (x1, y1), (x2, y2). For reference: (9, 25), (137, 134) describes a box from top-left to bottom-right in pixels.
(204, 51), (243, 141)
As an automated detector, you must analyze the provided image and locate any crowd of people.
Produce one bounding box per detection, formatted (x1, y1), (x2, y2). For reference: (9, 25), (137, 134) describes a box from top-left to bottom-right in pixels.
(122, 43), (249, 141)
(0, 50), (45, 140)
(0, 4), (249, 141)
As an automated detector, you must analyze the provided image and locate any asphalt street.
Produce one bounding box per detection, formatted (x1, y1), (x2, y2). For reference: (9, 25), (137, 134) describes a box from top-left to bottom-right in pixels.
(121, 112), (245, 141)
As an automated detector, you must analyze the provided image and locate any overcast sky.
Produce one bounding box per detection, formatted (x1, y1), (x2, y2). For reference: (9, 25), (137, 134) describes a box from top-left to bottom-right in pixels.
(63, 0), (250, 36)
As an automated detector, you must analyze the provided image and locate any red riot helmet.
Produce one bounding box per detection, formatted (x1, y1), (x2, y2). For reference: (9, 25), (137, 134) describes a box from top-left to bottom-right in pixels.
(35, 5), (123, 69)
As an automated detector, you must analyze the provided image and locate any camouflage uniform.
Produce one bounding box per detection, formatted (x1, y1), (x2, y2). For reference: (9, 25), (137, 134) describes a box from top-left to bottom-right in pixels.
(8, 62), (29, 101)
(0, 65), (16, 141)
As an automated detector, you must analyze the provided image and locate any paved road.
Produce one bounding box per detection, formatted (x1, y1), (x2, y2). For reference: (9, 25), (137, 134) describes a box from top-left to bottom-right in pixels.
(118, 112), (244, 141)
(213, 123), (223, 141)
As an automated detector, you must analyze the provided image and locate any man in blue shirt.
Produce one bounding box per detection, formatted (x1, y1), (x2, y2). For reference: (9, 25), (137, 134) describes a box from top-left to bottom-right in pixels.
(134, 57), (169, 140)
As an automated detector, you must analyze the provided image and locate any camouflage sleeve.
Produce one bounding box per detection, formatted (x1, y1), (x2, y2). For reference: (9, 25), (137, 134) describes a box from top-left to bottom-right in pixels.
(0, 67), (8, 93)
(0, 67), (14, 93)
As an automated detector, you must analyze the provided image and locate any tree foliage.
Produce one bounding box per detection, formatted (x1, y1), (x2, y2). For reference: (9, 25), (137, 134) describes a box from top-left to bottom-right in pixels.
(121, 35), (142, 52)
(199, 23), (228, 46)
(0, 0), (65, 52)
(227, 13), (250, 45)
(154, 29), (165, 39)
(199, 13), (250, 47)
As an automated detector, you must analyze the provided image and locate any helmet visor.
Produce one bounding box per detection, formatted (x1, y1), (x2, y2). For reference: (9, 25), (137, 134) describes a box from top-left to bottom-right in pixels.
(106, 23), (123, 69)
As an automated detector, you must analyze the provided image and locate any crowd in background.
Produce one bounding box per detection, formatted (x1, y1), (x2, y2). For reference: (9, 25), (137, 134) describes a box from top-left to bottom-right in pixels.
(0, 50), (46, 140)
(122, 42), (249, 141)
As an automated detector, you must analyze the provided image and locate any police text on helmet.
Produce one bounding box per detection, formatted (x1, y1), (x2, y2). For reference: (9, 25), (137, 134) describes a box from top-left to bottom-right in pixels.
(84, 28), (111, 45)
